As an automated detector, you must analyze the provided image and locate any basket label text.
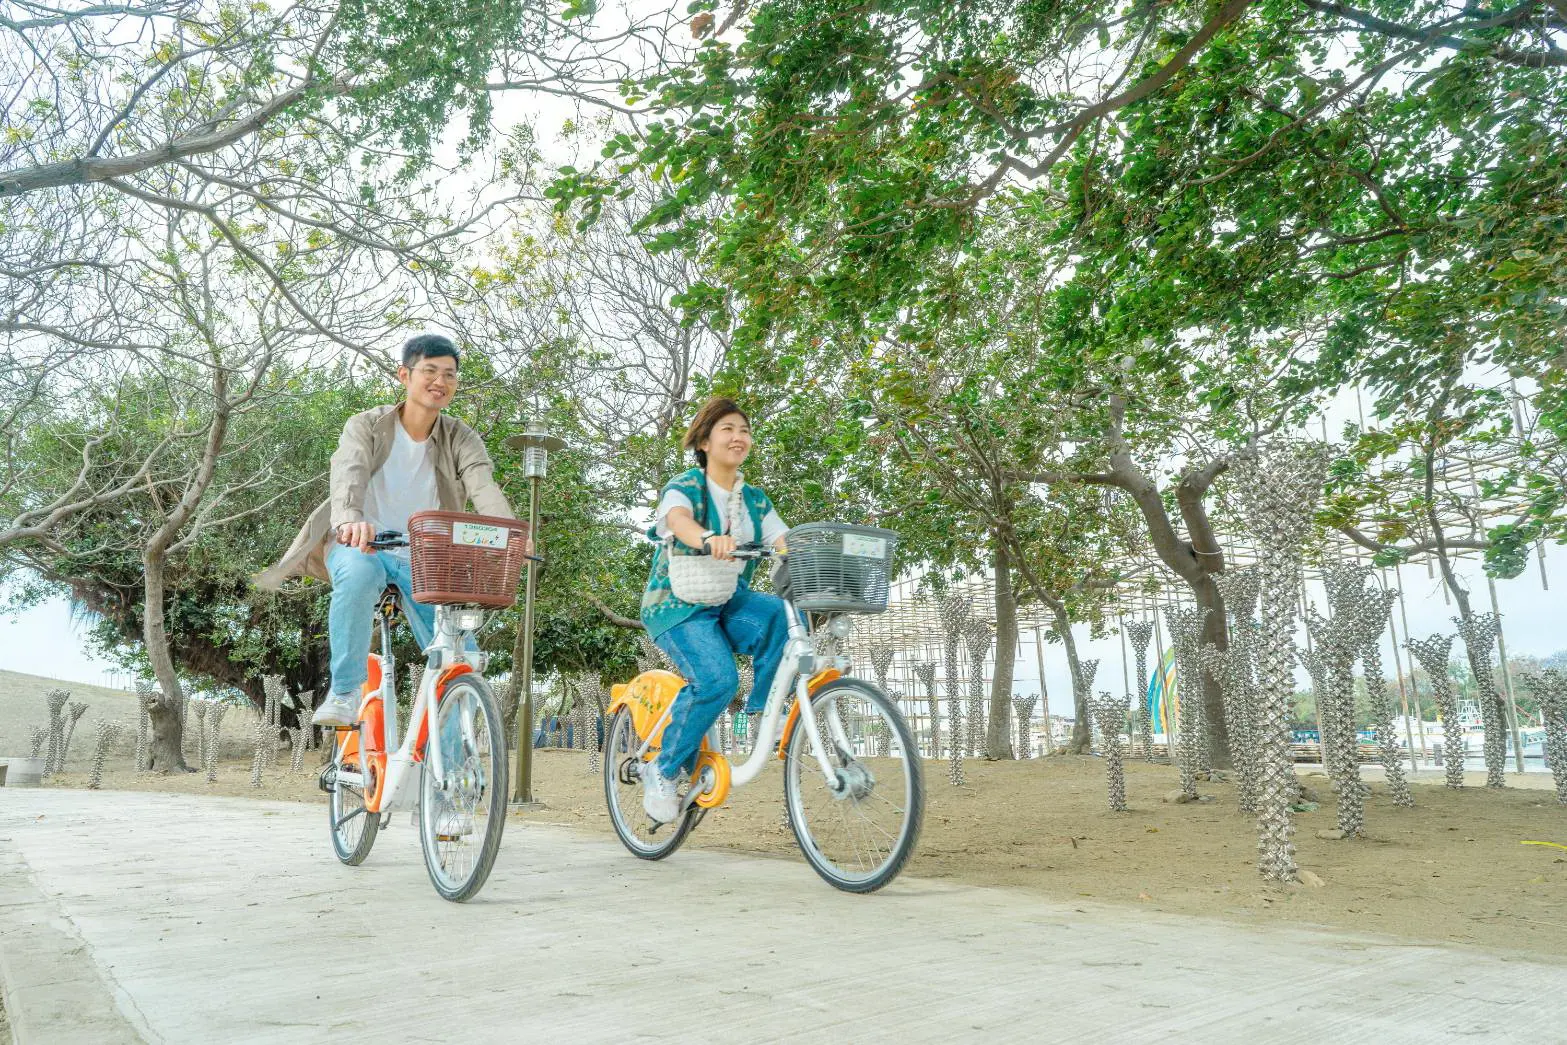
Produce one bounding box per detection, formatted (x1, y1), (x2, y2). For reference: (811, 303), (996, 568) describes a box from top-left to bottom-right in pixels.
(452, 522), (510, 549)
(842, 533), (888, 559)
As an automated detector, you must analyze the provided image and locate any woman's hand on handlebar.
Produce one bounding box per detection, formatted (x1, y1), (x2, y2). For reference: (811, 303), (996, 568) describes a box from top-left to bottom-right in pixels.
(704, 532), (738, 561)
(337, 521), (376, 553)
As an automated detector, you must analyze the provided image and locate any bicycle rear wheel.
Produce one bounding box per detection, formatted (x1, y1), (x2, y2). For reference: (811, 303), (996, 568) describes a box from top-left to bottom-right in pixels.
(783, 678), (924, 892)
(418, 674), (507, 902)
(603, 707), (699, 860)
(328, 745), (379, 866)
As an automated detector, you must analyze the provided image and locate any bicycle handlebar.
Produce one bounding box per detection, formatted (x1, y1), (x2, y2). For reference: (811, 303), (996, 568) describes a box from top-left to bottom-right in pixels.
(366, 529), (544, 562)
(682, 540), (772, 561)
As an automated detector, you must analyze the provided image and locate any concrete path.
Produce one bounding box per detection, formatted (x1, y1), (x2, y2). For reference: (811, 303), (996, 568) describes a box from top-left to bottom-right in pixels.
(1, 790), (1562, 1044)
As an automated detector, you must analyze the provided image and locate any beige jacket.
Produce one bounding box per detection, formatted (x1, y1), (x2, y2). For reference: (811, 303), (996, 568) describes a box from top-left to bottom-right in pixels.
(254, 404), (514, 589)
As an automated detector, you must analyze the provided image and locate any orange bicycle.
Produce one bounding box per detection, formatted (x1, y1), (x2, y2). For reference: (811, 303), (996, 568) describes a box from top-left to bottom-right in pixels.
(321, 511), (527, 902)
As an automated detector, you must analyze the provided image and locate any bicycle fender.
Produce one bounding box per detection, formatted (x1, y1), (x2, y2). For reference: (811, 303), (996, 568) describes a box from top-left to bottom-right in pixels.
(412, 663), (474, 762)
(609, 669), (685, 746)
(775, 669), (842, 759)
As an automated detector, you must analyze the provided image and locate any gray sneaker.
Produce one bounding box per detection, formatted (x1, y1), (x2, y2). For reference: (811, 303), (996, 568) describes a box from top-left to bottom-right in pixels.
(311, 692), (360, 728)
(641, 761), (681, 824)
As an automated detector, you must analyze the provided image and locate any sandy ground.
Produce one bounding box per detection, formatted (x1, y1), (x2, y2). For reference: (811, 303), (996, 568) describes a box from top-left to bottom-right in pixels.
(34, 736), (1567, 960)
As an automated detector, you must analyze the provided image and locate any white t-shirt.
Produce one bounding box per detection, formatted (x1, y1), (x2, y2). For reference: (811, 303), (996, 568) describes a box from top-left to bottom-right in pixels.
(655, 478), (788, 548)
(363, 422), (439, 553)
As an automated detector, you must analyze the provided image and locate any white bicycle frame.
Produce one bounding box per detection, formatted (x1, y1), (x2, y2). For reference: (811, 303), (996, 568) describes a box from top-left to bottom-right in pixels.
(333, 602), (484, 814)
(634, 597), (849, 796)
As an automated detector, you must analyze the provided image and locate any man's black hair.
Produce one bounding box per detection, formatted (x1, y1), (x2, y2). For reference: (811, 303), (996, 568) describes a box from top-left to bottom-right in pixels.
(402, 333), (460, 368)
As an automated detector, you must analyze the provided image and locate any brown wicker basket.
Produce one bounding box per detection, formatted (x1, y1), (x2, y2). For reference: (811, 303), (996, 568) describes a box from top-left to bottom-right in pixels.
(407, 510), (530, 608)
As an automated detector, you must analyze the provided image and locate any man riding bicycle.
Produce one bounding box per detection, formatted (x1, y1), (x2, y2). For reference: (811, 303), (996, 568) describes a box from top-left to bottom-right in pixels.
(256, 334), (515, 727)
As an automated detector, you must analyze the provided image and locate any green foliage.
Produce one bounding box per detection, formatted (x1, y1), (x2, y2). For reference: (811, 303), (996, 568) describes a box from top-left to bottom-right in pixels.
(331, 0), (536, 157)
(2, 361), (383, 700)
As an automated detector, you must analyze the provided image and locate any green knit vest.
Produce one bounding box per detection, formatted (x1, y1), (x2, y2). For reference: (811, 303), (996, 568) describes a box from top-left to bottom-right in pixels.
(640, 467), (773, 640)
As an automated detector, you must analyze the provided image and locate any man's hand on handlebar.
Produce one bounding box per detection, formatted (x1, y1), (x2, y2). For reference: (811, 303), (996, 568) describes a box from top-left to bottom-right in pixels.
(337, 521), (376, 553)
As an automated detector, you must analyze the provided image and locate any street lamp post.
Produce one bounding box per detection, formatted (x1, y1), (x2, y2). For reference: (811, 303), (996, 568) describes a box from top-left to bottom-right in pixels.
(504, 423), (565, 806)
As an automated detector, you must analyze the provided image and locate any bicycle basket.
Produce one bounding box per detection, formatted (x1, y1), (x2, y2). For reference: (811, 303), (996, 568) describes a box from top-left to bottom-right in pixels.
(407, 511), (530, 608)
(781, 522), (898, 614)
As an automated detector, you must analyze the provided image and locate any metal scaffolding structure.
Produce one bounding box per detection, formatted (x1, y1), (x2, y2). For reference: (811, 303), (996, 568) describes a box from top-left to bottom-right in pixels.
(831, 396), (1558, 768)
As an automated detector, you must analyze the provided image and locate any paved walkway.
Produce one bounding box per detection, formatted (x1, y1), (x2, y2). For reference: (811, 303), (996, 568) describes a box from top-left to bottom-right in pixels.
(1, 789), (1562, 1044)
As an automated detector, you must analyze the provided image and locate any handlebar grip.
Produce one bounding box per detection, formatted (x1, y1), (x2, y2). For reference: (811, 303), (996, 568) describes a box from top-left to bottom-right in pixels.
(678, 540), (768, 558)
(367, 529), (409, 550)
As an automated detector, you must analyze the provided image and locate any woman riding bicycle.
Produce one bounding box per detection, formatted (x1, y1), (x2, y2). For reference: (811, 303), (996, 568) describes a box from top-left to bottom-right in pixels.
(639, 397), (790, 823)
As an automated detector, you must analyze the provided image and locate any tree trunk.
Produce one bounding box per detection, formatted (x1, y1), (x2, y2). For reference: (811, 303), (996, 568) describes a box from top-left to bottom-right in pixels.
(1109, 468), (1231, 767)
(502, 623), (528, 746)
(985, 536), (1018, 759)
(1090, 395), (1232, 765)
(1056, 606), (1093, 754)
(1192, 572), (1232, 769)
(999, 528), (1090, 754)
(142, 548), (193, 772)
(136, 356), (231, 772)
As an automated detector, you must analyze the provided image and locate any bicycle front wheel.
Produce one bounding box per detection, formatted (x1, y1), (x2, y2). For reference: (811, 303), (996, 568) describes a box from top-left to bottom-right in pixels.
(418, 674), (507, 902)
(783, 678), (924, 893)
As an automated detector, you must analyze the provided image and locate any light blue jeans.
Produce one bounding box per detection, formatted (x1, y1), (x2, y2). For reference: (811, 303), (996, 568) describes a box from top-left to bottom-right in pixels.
(327, 543), (436, 698)
(652, 585), (791, 778)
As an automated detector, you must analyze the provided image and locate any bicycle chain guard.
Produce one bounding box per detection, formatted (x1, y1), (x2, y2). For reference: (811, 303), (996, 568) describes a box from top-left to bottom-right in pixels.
(689, 750), (731, 809)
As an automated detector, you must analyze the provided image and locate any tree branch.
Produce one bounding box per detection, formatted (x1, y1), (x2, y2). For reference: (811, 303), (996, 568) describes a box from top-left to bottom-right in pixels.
(584, 590), (643, 630)
(0, 79), (352, 198)
(1302, 0), (1567, 68)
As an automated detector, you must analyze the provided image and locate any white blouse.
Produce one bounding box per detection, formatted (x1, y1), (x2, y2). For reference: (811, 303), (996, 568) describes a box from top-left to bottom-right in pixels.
(655, 478), (788, 548)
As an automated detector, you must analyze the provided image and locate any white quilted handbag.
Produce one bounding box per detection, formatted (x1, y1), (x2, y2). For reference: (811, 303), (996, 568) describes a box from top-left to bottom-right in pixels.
(666, 472), (744, 606)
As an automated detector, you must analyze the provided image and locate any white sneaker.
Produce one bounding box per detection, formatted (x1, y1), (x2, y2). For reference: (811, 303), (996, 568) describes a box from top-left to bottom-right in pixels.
(641, 761), (681, 824)
(311, 692), (359, 728)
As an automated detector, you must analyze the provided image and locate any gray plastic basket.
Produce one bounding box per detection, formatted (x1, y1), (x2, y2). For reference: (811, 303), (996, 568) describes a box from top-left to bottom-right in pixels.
(782, 523), (898, 614)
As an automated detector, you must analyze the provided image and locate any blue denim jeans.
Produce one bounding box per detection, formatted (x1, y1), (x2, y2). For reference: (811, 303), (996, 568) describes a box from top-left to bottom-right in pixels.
(653, 585), (790, 778)
(327, 543), (436, 697)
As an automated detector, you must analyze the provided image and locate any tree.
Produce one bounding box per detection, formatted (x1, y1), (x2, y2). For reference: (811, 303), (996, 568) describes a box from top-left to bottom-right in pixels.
(544, 2), (1559, 762)
(559, 0), (1564, 335)
(548, 8), (1566, 770)
(0, 0), (667, 198)
(831, 285), (1144, 757)
(0, 353), (191, 551)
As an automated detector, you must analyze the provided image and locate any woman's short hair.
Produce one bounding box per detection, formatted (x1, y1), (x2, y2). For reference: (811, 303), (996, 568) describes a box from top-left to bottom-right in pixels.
(683, 397), (751, 469)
